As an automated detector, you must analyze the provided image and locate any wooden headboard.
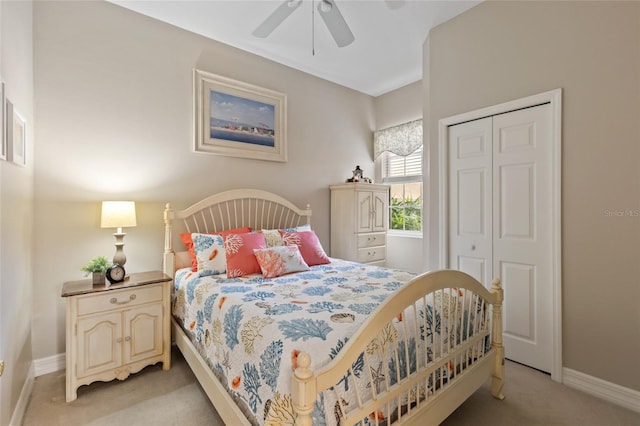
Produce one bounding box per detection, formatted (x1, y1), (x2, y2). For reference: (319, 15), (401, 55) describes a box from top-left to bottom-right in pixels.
(163, 189), (312, 275)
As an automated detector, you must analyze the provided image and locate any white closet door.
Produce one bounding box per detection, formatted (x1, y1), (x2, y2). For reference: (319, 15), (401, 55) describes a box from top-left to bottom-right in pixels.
(448, 103), (553, 373)
(493, 105), (553, 373)
(448, 117), (493, 286)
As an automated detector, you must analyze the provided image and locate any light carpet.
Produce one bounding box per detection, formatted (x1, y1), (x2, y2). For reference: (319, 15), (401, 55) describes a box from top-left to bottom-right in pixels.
(23, 347), (640, 425)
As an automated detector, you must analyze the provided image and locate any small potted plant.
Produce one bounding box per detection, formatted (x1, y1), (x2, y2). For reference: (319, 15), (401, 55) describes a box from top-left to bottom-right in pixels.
(81, 256), (111, 285)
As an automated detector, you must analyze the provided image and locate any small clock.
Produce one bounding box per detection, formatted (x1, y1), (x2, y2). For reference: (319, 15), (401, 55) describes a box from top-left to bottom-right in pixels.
(106, 264), (126, 284)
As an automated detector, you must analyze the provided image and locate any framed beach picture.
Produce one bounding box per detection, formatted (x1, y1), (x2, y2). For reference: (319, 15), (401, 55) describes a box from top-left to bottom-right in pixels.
(194, 69), (287, 162)
(7, 100), (26, 167)
(0, 81), (5, 161)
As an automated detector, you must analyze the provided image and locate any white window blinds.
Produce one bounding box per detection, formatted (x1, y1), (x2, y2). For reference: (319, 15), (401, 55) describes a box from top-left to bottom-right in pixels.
(384, 146), (423, 180)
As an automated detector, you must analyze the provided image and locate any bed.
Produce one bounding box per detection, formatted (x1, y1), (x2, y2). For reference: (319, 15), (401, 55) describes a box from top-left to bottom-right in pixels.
(163, 188), (505, 426)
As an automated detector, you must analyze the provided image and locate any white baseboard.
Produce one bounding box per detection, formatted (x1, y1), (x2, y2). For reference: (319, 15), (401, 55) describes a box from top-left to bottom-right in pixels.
(34, 352), (65, 377)
(9, 362), (34, 426)
(563, 367), (640, 413)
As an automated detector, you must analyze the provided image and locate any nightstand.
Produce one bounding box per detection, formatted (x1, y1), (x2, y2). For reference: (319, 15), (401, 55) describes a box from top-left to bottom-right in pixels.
(62, 270), (172, 402)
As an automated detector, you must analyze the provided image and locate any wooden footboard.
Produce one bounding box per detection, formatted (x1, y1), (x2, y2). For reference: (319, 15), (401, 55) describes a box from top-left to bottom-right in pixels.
(292, 270), (504, 426)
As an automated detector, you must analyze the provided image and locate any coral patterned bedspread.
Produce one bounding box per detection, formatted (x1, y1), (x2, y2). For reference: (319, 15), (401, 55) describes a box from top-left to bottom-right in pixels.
(172, 259), (416, 425)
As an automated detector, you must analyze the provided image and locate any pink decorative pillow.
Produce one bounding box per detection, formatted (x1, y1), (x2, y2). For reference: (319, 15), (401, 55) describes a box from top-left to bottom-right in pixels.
(181, 227), (252, 272)
(254, 245), (310, 278)
(279, 230), (331, 266)
(224, 232), (267, 278)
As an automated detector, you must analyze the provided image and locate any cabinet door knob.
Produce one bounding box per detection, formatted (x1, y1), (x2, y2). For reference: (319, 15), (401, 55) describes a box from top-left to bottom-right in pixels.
(116, 337), (123, 343)
(110, 294), (136, 305)
(125, 336), (131, 342)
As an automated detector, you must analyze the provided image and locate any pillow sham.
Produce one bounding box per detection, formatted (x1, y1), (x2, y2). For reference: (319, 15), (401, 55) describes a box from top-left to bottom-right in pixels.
(253, 245), (310, 278)
(180, 227), (252, 271)
(225, 232), (267, 278)
(279, 230), (331, 266)
(261, 224), (312, 247)
(191, 233), (225, 277)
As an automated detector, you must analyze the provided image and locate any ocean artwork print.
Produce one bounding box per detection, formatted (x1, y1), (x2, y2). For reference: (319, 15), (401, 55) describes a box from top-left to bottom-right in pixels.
(209, 90), (275, 147)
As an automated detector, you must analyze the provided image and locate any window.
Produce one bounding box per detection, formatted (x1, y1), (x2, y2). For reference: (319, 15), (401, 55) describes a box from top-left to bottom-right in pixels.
(374, 119), (423, 233)
(382, 146), (423, 232)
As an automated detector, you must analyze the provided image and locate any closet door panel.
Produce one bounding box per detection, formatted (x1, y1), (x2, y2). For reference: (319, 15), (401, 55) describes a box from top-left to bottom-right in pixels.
(492, 105), (553, 373)
(448, 117), (493, 286)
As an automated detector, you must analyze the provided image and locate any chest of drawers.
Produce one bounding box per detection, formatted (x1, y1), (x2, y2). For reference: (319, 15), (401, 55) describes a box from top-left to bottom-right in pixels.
(330, 183), (389, 266)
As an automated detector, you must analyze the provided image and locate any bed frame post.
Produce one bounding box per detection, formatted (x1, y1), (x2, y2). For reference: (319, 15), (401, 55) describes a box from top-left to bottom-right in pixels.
(490, 278), (505, 400)
(163, 203), (175, 276)
(305, 204), (311, 226)
(291, 352), (316, 426)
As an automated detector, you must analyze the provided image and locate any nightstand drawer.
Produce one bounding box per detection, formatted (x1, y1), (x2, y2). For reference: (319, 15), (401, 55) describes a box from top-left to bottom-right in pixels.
(356, 246), (385, 263)
(357, 232), (386, 248)
(77, 285), (163, 316)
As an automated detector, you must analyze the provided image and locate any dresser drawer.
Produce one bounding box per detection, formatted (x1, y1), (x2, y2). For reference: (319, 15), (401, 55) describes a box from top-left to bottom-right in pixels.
(357, 232), (386, 249)
(77, 284), (163, 316)
(356, 246), (386, 263)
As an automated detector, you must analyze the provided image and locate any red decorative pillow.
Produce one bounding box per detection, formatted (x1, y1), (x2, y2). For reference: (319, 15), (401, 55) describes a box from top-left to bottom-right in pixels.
(180, 227), (252, 271)
(279, 230), (331, 266)
(224, 232), (267, 278)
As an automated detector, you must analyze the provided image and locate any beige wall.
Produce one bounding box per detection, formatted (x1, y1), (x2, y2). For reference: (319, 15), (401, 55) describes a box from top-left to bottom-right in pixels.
(374, 81), (423, 131)
(373, 81), (424, 273)
(32, 1), (376, 361)
(425, 1), (640, 390)
(0, 1), (34, 424)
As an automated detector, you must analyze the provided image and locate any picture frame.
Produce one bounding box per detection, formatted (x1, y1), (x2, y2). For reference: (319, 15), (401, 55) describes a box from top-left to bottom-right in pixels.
(194, 69), (287, 162)
(7, 100), (26, 167)
(0, 81), (6, 161)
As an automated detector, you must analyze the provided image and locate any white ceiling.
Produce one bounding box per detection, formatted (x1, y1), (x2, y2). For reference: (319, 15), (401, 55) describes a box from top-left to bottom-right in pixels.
(109, 0), (480, 97)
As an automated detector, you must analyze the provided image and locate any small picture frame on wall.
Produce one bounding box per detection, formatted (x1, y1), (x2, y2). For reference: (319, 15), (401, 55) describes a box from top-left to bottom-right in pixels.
(7, 100), (26, 167)
(0, 81), (6, 161)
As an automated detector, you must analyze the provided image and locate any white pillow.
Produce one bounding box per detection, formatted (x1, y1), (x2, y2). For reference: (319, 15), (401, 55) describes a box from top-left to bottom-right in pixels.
(261, 224), (311, 247)
(253, 245), (310, 278)
(192, 233), (226, 276)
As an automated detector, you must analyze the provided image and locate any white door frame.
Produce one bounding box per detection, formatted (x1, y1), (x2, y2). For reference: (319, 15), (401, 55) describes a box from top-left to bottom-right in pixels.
(437, 88), (563, 381)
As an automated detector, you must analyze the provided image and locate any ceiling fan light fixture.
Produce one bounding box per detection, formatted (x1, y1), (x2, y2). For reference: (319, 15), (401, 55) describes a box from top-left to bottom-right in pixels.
(319, 0), (333, 13)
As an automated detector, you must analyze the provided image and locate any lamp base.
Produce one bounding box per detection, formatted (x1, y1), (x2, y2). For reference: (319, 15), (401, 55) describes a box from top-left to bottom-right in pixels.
(112, 232), (127, 266)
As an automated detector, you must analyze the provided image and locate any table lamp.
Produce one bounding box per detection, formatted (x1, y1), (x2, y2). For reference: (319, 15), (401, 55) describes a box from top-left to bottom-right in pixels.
(101, 201), (137, 266)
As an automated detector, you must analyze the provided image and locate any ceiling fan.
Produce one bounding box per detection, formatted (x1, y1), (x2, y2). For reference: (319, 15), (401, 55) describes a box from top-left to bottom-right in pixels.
(252, 0), (355, 49)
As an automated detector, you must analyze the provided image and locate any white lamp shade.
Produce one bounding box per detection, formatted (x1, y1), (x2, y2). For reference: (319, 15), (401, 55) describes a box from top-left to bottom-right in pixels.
(101, 201), (137, 228)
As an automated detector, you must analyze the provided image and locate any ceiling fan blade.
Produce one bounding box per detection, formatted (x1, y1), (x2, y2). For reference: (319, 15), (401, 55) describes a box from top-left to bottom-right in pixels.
(253, 0), (303, 38)
(317, 0), (355, 48)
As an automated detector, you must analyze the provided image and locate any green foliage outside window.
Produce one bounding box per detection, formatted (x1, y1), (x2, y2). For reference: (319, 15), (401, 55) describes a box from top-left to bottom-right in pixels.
(390, 195), (422, 231)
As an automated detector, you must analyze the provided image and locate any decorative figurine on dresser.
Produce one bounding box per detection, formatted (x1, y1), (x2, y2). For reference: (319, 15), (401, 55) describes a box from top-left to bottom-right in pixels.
(330, 169), (389, 266)
(61, 270), (172, 402)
